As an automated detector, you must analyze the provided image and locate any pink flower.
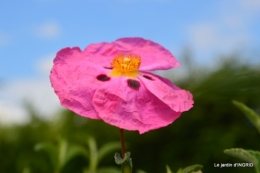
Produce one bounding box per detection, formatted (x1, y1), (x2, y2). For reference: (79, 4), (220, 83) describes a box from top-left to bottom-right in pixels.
(50, 37), (193, 134)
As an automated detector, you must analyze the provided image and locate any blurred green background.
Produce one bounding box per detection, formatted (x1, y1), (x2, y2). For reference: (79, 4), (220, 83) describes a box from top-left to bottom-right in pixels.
(1, 54), (260, 173)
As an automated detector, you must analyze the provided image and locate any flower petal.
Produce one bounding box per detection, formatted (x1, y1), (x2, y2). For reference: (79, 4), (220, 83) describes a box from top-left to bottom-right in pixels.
(113, 37), (180, 71)
(83, 42), (119, 67)
(92, 77), (182, 134)
(138, 72), (194, 112)
(50, 48), (112, 119)
(55, 45), (117, 68)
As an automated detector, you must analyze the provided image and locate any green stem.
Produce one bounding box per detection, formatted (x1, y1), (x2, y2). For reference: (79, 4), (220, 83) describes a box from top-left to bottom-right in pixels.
(119, 129), (126, 157)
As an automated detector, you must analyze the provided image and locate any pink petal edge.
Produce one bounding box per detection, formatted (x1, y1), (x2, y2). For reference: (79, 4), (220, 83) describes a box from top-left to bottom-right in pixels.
(138, 72), (194, 112)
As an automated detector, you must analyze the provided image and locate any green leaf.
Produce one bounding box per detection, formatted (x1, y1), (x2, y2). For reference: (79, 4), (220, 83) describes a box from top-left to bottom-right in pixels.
(62, 144), (89, 168)
(232, 100), (260, 133)
(35, 139), (89, 173)
(34, 143), (58, 170)
(114, 152), (132, 173)
(88, 137), (98, 171)
(114, 152), (131, 165)
(58, 139), (68, 169)
(22, 167), (31, 173)
(180, 165), (203, 173)
(98, 142), (121, 162)
(176, 168), (183, 173)
(136, 170), (147, 173)
(166, 165), (173, 173)
(96, 167), (121, 173)
(224, 148), (260, 173)
(58, 139), (91, 171)
(85, 167), (121, 173)
(176, 165), (203, 173)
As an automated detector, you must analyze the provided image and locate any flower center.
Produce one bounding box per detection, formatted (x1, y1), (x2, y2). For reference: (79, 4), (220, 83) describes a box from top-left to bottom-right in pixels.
(110, 54), (141, 77)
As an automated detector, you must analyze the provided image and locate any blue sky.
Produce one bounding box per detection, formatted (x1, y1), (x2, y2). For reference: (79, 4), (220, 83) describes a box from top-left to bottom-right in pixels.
(0, 0), (260, 124)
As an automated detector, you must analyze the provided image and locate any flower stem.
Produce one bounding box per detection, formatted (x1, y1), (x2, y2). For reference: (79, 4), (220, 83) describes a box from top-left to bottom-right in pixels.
(119, 128), (126, 157)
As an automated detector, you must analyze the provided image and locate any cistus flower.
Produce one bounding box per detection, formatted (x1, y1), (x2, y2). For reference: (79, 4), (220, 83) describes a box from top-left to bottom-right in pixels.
(50, 37), (193, 134)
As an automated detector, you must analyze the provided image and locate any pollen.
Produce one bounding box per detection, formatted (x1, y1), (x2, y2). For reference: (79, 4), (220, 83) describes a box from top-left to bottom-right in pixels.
(110, 53), (141, 77)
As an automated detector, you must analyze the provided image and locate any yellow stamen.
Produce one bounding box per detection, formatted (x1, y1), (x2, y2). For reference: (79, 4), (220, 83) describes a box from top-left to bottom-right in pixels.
(110, 54), (141, 77)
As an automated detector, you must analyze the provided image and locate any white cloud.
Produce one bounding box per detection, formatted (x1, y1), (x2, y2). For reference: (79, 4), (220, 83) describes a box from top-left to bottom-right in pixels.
(188, 24), (219, 50)
(0, 52), (63, 125)
(186, 0), (254, 64)
(0, 78), (62, 125)
(0, 100), (29, 126)
(223, 14), (245, 29)
(37, 54), (55, 75)
(34, 21), (61, 39)
(188, 22), (250, 55)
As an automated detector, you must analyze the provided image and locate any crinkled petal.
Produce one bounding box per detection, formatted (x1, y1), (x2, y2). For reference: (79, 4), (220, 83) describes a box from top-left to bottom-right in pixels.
(50, 48), (112, 119)
(112, 37), (180, 71)
(55, 45), (117, 68)
(71, 37), (180, 71)
(92, 77), (182, 134)
(83, 42), (119, 67)
(138, 72), (194, 112)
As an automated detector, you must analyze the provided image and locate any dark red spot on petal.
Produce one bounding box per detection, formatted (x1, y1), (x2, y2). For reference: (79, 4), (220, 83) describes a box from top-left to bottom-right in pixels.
(127, 79), (140, 90)
(97, 74), (110, 81)
(143, 75), (153, 80)
(104, 67), (113, 69)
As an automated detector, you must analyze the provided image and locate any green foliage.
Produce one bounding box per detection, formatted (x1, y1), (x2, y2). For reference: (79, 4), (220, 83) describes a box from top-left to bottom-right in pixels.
(176, 165), (203, 173)
(98, 142), (121, 163)
(114, 152), (132, 173)
(88, 167), (121, 173)
(84, 137), (121, 173)
(224, 148), (260, 173)
(136, 170), (147, 173)
(165, 165), (202, 173)
(224, 101), (260, 173)
(35, 139), (88, 173)
(166, 165), (173, 173)
(232, 100), (260, 134)
(34, 137), (121, 173)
